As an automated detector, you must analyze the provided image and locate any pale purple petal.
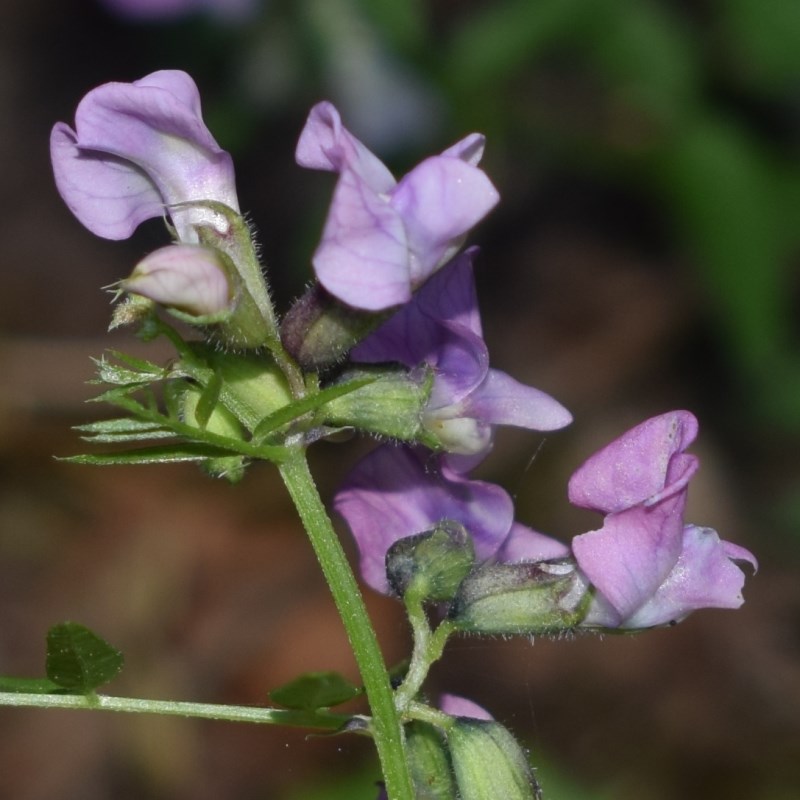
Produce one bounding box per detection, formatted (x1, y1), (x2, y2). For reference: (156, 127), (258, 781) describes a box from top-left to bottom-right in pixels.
(335, 446), (514, 594)
(351, 250), (483, 367)
(568, 411), (699, 514)
(621, 525), (758, 628)
(412, 246), (483, 336)
(352, 251), (571, 455)
(51, 70), (238, 242)
(51, 123), (164, 240)
(295, 101), (395, 192)
(390, 157), (499, 287)
(462, 368), (573, 432)
(439, 693), (493, 721)
(496, 522), (571, 563)
(352, 252), (488, 406)
(572, 493), (687, 625)
(427, 325), (489, 409)
(296, 103), (498, 310)
(124, 244), (231, 316)
(312, 164), (411, 310)
(440, 133), (486, 166)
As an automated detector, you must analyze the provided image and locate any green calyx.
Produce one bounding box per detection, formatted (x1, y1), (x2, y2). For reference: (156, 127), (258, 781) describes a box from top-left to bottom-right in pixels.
(190, 201), (280, 350)
(192, 346), (294, 434)
(404, 720), (459, 799)
(386, 522), (476, 603)
(448, 719), (541, 800)
(448, 560), (589, 636)
(320, 365), (434, 443)
(280, 283), (392, 369)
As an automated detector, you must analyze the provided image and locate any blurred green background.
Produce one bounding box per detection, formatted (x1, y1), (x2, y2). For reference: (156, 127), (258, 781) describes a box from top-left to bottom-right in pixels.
(0, 1), (798, 798)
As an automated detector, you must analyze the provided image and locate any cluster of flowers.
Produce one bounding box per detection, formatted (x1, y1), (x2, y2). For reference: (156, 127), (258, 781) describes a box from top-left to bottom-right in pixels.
(51, 70), (755, 632)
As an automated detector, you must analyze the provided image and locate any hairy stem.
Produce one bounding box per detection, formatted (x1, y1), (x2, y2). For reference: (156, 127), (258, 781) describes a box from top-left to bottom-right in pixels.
(278, 450), (413, 800)
(0, 692), (351, 728)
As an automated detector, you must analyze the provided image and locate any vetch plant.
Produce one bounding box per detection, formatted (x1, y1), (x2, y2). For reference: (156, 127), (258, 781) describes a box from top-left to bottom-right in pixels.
(1, 70), (756, 800)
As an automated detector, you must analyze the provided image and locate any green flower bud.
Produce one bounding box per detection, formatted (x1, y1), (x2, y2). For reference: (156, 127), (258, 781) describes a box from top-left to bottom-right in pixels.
(405, 720), (458, 799)
(448, 560), (589, 635)
(386, 521), (475, 602)
(321, 365), (433, 443)
(448, 719), (541, 800)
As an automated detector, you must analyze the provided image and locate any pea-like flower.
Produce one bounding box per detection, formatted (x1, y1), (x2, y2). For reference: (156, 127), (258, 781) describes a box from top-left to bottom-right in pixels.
(296, 102), (500, 311)
(351, 249), (572, 459)
(340, 411), (756, 631)
(335, 446), (515, 594)
(50, 70), (239, 243)
(567, 411), (757, 628)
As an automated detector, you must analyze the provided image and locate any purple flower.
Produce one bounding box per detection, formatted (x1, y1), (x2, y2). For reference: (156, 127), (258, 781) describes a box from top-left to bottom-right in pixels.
(51, 70), (239, 243)
(568, 411), (757, 628)
(335, 446), (515, 594)
(352, 249), (572, 458)
(295, 102), (499, 310)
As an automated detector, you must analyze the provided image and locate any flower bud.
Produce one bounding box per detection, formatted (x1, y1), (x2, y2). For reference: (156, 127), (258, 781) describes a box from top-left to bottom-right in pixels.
(321, 366), (432, 443)
(280, 283), (391, 369)
(123, 244), (233, 319)
(448, 560), (589, 635)
(386, 521), (475, 602)
(448, 719), (540, 800)
(404, 720), (458, 799)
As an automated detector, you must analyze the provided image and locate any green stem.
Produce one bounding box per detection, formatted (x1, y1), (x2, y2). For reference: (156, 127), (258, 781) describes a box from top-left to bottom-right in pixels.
(278, 450), (414, 800)
(0, 692), (350, 729)
(404, 700), (455, 732)
(394, 598), (454, 712)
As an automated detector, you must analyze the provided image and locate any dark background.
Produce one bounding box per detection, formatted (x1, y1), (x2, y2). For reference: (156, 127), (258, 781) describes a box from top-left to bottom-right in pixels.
(1, 1), (798, 798)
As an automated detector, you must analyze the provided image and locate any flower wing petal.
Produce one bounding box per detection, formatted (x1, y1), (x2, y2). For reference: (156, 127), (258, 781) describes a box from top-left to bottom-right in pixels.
(572, 494), (687, 624)
(463, 369), (573, 432)
(335, 446), (513, 593)
(622, 525), (758, 628)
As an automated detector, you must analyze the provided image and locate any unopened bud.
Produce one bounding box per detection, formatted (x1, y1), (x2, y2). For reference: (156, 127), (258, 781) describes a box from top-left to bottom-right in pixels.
(449, 560), (589, 635)
(448, 719), (541, 800)
(123, 244), (233, 319)
(280, 283), (390, 369)
(386, 522), (475, 602)
(405, 720), (458, 799)
(321, 366), (432, 443)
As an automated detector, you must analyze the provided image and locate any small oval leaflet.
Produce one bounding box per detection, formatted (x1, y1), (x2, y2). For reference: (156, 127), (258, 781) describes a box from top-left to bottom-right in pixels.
(45, 622), (124, 693)
(269, 671), (362, 711)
